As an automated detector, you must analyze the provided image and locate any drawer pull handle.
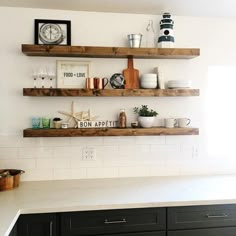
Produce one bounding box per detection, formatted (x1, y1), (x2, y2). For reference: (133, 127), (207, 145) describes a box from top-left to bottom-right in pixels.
(104, 218), (127, 224)
(49, 221), (53, 236)
(206, 213), (228, 218)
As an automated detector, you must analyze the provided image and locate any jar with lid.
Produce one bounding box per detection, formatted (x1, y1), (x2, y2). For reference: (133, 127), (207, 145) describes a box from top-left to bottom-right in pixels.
(119, 109), (127, 128)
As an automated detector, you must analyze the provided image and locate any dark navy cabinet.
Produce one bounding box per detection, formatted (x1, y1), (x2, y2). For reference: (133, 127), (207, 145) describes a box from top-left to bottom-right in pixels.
(14, 204), (236, 236)
(17, 213), (57, 236)
(9, 223), (17, 236)
(167, 204), (236, 236)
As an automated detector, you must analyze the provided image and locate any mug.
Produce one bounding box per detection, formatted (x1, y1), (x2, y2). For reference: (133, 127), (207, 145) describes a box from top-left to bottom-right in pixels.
(86, 78), (94, 89)
(164, 118), (177, 128)
(177, 118), (191, 128)
(94, 77), (109, 89)
(86, 77), (109, 89)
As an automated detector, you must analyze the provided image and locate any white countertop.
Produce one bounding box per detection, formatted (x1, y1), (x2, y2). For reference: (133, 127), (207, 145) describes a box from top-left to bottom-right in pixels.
(2, 175), (236, 236)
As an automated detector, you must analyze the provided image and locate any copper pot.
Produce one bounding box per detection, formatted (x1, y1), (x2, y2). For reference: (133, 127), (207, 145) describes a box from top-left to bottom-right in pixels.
(0, 169), (25, 191)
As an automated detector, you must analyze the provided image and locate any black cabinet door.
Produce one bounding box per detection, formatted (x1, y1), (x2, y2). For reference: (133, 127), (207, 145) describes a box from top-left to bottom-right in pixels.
(17, 213), (57, 236)
(168, 227), (236, 236)
(9, 223), (17, 236)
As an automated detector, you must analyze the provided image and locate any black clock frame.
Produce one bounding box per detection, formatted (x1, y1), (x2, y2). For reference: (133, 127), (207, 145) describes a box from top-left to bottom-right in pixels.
(34, 19), (71, 45)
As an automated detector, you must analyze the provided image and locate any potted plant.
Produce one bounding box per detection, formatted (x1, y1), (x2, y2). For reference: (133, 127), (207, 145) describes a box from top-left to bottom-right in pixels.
(133, 105), (158, 128)
(53, 117), (62, 129)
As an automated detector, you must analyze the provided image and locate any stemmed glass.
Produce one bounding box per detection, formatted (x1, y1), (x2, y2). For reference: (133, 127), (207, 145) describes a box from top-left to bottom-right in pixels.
(32, 68), (38, 88)
(38, 67), (48, 88)
(47, 67), (56, 88)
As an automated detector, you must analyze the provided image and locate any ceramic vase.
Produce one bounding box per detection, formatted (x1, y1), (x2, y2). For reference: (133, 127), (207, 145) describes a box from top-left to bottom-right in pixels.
(138, 116), (155, 128)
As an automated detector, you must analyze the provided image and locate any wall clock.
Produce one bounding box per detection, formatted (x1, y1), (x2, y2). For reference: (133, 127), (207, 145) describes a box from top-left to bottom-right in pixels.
(35, 19), (71, 45)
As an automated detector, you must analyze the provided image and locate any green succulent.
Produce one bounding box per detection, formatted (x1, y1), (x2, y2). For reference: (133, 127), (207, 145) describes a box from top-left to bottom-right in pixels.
(133, 105), (158, 117)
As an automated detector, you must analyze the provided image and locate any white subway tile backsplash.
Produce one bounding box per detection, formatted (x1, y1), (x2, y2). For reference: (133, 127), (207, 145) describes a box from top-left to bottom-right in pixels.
(150, 144), (180, 160)
(135, 136), (165, 145)
(39, 137), (71, 147)
(54, 146), (82, 158)
(0, 135), (20, 147)
(0, 147), (18, 159)
(36, 158), (70, 169)
(87, 167), (119, 178)
(166, 135), (199, 145)
(70, 137), (103, 146)
(18, 137), (41, 147)
(103, 137), (136, 146)
(22, 169), (54, 181)
(119, 166), (148, 177)
(70, 158), (103, 168)
(1, 159), (36, 169)
(18, 147), (40, 159)
(53, 168), (87, 180)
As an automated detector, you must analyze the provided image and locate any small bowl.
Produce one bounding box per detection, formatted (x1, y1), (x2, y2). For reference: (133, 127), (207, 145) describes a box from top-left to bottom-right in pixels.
(140, 82), (157, 89)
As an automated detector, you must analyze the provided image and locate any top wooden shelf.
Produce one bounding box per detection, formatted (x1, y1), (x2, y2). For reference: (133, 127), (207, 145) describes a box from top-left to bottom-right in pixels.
(21, 44), (200, 59)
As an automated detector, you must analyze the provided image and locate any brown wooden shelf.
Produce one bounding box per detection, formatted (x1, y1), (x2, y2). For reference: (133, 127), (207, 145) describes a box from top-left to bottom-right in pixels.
(23, 127), (199, 137)
(22, 44), (200, 59)
(23, 88), (200, 97)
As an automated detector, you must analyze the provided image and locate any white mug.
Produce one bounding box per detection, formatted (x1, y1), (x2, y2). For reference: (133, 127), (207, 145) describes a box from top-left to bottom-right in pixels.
(164, 118), (177, 128)
(177, 118), (191, 128)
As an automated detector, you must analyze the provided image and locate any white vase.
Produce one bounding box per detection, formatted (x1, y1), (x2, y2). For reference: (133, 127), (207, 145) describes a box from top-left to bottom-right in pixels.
(138, 116), (155, 128)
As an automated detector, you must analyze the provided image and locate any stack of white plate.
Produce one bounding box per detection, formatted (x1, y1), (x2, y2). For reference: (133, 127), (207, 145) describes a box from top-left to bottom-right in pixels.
(167, 80), (192, 89)
(140, 74), (158, 88)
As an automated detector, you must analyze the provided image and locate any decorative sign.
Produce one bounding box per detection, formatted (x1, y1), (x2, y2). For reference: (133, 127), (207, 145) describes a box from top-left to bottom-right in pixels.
(57, 60), (90, 88)
(78, 120), (118, 128)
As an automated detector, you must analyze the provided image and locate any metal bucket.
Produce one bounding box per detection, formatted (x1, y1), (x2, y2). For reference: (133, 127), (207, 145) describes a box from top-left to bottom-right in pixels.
(128, 34), (142, 48)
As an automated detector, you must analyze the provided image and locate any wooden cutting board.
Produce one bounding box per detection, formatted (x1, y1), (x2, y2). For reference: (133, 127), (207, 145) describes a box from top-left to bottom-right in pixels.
(123, 58), (139, 89)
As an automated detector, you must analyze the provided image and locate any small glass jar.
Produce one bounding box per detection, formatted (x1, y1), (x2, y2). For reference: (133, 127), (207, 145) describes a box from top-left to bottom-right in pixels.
(61, 122), (69, 129)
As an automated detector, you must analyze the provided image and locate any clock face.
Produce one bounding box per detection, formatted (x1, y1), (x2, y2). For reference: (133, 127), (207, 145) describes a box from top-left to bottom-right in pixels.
(39, 23), (64, 44)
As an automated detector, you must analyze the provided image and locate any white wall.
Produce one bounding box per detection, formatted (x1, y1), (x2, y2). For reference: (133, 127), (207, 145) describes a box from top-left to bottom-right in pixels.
(0, 7), (235, 181)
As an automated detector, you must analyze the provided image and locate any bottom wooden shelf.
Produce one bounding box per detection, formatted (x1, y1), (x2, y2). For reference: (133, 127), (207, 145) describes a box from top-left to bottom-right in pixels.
(23, 127), (199, 137)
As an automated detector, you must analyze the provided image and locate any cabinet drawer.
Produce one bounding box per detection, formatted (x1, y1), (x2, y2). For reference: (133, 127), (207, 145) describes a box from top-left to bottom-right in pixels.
(61, 207), (166, 236)
(168, 227), (236, 236)
(168, 204), (236, 230)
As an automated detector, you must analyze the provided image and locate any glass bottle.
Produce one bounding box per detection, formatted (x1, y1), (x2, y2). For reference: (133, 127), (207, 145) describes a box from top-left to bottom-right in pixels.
(145, 20), (155, 48)
(119, 109), (127, 128)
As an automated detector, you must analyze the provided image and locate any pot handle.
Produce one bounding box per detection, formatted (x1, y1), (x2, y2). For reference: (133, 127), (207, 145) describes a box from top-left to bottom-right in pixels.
(20, 170), (25, 175)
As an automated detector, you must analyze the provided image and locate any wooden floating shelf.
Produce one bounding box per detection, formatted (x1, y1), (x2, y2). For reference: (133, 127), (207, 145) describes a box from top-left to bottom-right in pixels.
(22, 44), (200, 59)
(23, 88), (200, 97)
(23, 127), (199, 137)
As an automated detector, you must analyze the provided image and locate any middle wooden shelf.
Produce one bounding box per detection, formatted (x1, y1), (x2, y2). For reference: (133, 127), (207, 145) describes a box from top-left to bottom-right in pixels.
(23, 88), (200, 97)
(23, 127), (199, 137)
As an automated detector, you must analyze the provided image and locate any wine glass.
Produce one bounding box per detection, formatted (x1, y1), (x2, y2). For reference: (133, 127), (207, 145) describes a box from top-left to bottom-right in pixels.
(31, 68), (38, 88)
(48, 67), (56, 88)
(38, 66), (48, 88)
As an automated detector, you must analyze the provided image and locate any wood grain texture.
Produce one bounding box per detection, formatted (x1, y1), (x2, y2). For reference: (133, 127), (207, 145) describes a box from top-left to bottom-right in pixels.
(123, 58), (139, 89)
(23, 128), (199, 137)
(22, 44), (200, 59)
(23, 88), (200, 97)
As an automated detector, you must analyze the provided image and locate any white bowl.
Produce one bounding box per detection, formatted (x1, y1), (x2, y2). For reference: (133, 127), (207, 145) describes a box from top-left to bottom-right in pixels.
(141, 77), (157, 81)
(140, 82), (157, 88)
(142, 73), (157, 78)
